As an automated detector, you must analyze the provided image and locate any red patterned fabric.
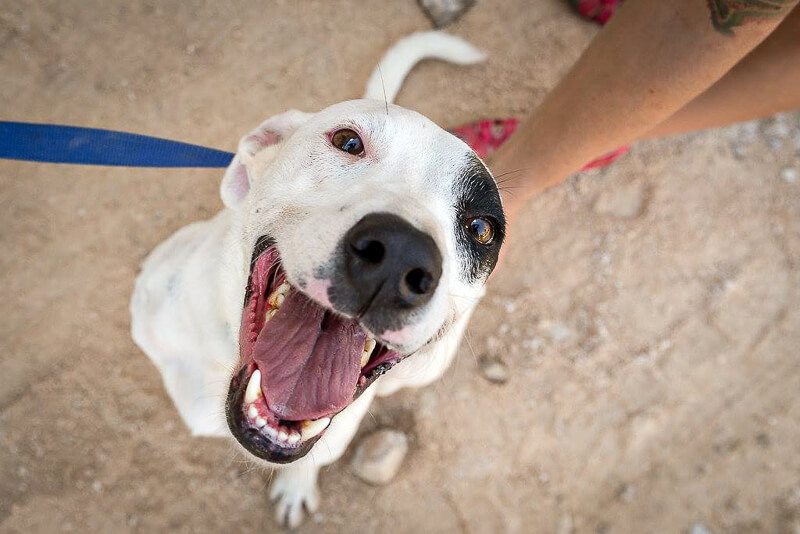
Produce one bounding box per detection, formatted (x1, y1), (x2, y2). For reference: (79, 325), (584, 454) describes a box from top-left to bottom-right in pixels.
(568, 0), (623, 25)
(449, 118), (519, 160)
(449, 118), (629, 172)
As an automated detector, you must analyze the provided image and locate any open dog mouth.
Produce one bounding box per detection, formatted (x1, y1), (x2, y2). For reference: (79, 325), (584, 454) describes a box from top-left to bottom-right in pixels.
(226, 236), (402, 463)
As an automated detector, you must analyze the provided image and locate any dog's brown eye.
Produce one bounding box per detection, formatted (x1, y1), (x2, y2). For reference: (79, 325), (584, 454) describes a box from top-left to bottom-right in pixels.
(467, 217), (494, 245)
(331, 129), (364, 155)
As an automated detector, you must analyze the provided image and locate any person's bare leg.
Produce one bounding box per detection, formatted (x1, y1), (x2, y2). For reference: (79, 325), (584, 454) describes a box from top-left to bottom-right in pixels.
(490, 0), (800, 224)
(646, 6), (800, 138)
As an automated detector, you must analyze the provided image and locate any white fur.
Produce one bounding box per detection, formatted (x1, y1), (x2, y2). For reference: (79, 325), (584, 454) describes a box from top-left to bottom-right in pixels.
(363, 31), (486, 103)
(131, 32), (489, 528)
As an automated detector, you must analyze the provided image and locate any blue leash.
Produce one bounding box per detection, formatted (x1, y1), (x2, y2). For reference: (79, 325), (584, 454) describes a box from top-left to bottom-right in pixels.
(0, 121), (235, 168)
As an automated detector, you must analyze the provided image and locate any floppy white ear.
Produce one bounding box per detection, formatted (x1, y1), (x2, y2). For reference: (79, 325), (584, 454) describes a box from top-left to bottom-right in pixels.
(220, 110), (311, 209)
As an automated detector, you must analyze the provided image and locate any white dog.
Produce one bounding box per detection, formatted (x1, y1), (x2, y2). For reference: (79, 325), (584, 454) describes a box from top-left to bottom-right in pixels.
(131, 31), (505, 528)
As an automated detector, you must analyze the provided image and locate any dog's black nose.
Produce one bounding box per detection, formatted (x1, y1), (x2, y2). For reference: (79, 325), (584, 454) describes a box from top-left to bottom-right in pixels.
(344, 213), (442, 310)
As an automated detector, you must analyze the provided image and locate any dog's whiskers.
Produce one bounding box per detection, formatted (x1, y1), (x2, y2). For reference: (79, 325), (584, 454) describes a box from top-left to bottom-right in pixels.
(498, 187), (520, 198)
(355, 278), (385, 320)
(463, 326), (480, 368)
(447, 290), (481, 302)
(366, 407), (378, 426)
(494, 169), (530, 181)
(493, 167), (531, 182)
(377, 64), (389, 116)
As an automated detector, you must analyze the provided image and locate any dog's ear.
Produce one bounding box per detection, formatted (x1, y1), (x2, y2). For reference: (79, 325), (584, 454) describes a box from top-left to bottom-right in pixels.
(220, 110), (311, 209)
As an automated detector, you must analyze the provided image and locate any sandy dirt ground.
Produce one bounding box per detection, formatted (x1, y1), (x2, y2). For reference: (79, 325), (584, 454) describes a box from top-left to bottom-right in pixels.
(2, 1), (799, 532)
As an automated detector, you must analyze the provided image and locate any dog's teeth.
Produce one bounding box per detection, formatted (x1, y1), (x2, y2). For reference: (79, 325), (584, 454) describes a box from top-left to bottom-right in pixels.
(287, 431), (301, 445)
(267, 291), (283, 308)
(361, 337), (377, 368)
(267, 282), (291, 307)
(255, 417), (267, 428)
(278, 429), (289, 442)
(301, 417), (331, 441)
(264, 426), (277, 439)
(247, 405), (258, 420)
(244, 369), (263, 404)
(265, 308), (277, 322)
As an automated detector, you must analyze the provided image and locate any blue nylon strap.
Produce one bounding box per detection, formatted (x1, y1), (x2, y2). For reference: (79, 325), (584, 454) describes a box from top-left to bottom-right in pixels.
(0, 121), (235, 168)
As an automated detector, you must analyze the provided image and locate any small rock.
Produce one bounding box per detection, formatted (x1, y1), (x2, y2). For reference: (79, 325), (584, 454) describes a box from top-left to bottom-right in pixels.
(350, 429), (409, 485)
(780, 167), (798, 184)
(616, 483), (635, 502)
(557, 513), (574, 534)
(690, 522), (713, 534)
(479, 355), (509, 384)
(594, 181), (645, 219)
(523, 337), (544, 352)
(543, 320), (573, 345)
(417, 0), (475, 27)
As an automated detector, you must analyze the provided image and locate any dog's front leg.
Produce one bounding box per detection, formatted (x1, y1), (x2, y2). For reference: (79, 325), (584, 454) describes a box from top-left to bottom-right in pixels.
(270, 458), (321, 528)
(269, 385), (377, 527)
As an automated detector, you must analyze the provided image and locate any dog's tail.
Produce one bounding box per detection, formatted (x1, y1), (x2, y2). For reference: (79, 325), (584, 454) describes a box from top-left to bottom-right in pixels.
(363, 31), (486, 104)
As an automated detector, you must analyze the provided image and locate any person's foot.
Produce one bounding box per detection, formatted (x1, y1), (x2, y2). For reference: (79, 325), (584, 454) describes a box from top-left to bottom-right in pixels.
(568, 0), (623, 25)
(449, 118), (519, 159)
(579, 145), (629, 170)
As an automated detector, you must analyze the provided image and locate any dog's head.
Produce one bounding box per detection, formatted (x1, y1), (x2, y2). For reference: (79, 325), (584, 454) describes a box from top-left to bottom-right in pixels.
(222, 100), (504, 463)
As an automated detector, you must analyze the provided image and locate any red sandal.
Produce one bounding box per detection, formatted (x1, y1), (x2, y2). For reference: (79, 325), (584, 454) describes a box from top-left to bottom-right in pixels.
(449, 118), (629, 172)
(568, 0), (623, 25)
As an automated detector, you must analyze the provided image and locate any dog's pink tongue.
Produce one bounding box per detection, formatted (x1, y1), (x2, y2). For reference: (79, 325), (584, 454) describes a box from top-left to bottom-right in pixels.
(253, 290), (366, 421)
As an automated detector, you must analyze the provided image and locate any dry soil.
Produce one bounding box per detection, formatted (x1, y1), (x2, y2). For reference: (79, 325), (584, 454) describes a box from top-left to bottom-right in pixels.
(2, 1), (800, 532)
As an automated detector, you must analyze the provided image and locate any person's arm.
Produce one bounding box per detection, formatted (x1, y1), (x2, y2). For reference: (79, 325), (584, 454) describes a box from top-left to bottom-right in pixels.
(492, 0), (799, 219)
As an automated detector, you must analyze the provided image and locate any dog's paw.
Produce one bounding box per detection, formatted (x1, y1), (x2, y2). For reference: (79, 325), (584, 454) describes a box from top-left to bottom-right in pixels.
(270, 469), (320, 528)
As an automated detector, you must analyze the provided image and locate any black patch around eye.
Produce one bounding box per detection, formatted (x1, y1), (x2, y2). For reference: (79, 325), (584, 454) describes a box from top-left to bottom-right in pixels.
(454, 155), (506, 282)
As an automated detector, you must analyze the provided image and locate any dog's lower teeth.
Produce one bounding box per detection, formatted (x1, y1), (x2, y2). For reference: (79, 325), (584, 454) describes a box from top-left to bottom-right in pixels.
(244, 369), (263, 404)
(242, 370), (310, 446)
(301, 417), (331, 441)
(264, 308), (277, 322)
